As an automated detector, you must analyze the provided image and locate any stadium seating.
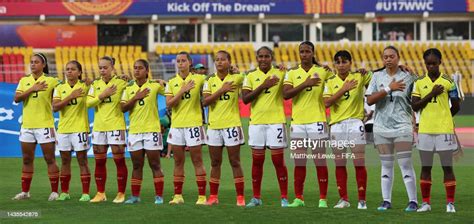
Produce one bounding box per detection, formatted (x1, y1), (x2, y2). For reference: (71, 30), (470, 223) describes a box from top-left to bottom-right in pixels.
(0, 47), (32, 83)
(155, 42), (473, 94)
(55, 45), (148, 80)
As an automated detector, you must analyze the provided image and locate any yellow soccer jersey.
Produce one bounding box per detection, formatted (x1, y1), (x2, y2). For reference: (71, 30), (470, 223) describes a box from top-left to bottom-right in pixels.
(15, 73), (60, 129)
(412, 74), (458, 134)
(164, 73), (205, 128)
(323, 72), (372, 125)
(283, 65), (330, 124)
(53, 81), (90, 133)
(121, 80), (165, 134)
(87, 76), (127, 131)
(203, 73), (244, 129)
(242, 67), (285, 125)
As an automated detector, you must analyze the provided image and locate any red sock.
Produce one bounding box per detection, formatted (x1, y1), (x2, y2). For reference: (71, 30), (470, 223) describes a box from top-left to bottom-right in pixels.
(294, 166), (306, 200)
(234, 176), (244, 196)
(113, 153), (128, 193)
(252, 150), (265, 199)
(48, 171), (59, 193)
(355, 166), (367, 201)
(80, 174), (91, 194)
(335, 166), (348, 200)
(444, 180), (456, 203)
(174, 175), (184, 195)
(154, 177), (164, 197)
(21, 171), (33, 192)
(209, 177), (220, 196)
(271, 149), (288, 199)
(196, 174), (207, 196)
(94, 153), (107, 193)
(420, 179), (432, 204)
(131, 178), (142, 197)
(60, 174), (71, 193)
(316, 165), (328, 199)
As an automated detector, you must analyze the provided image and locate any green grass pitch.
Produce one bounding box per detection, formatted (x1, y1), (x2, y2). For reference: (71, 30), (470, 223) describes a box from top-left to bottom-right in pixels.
(0, 116), (473, 223)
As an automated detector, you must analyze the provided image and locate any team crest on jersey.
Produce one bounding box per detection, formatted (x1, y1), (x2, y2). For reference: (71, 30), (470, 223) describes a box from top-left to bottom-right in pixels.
(63, 91), (66, 94)
(256, 78), (260, 82)
(174, 84), (179, 87)
(380, 84), (384, 87)
(26, 83), (31, 86)
(98, 87), (101, 90)
(131, 91), (135, 94)
(335, 85), (339, 89)
(169, 133), (172, 139)
(212, 84), (217, 87)
(297, 76), (301, 79)
(423, 85), (428, 89)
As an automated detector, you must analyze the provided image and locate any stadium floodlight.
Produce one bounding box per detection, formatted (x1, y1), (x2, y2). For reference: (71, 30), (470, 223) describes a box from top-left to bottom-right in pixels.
(39, 14), (46, 24)
(258, 13), (265, 21)
(69, 15), (76, 24)
(365, 12), (375, 20)
(93, 15), (100, 23)
(313, 13), (320, 21)
(151, 14), (158, 23)
(423, 11), (429, 19)
(205, 13), (212, 21)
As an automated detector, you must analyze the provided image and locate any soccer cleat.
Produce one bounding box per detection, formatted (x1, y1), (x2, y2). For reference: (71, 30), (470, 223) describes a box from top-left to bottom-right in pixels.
(113, 192), (125, 203)
(124, 196), (141, 204)
(236, 195), (245, 207)
(287, 198), (305, 208)
(405, 201), (418, 212)
(246, 198), (263, 207)
(446, 202), (456, 213)
(169, 194), (184, 205)
(90, 192), (107, 203)
(154, 196), (163, 205)
(281, 198), (289, 207)
(48, 192), (59, 201)
(358, 200), (367, 209)
(377, 201), (392, 211)
(79, 194), (90, 202)
(318, 199), (328, 208)
(417, 202), (431, 212)
(334, 199), (350, 208)
(196, 195), (207, 205)
(56, 193), (71, 201)
(12, 192), (30, 200)
(206, 195), (219, 206)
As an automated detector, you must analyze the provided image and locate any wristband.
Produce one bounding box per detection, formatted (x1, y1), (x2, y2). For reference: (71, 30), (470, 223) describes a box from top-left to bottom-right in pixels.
(384, 86), (391, 94)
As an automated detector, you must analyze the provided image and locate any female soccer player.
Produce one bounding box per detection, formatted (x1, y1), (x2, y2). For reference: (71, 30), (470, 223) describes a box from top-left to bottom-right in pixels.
(165, 51), (207, 205)
(282, 41), (330, 208)
(52, 61), (92, 202)
(202, 50), (245, 206)
(412, 48), (461, 213)
(121, 59), (166, 205)
(366, 46), (418, 212)
(12, 53), (61, 201)
(87, 56), (128, 203)
(242, 46), (288, 207)
(323, 50), (371, 209)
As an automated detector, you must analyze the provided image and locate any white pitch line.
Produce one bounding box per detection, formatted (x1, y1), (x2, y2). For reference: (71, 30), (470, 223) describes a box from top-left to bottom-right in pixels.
(0, 129), (20, 135)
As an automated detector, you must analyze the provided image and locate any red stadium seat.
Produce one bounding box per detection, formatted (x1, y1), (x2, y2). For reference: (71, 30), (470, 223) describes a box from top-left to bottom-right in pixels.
(9, 54), (17, 84)
(14, 54), (24, 83)
(0, 55), (4, 82)
(3, 54), (11, 83)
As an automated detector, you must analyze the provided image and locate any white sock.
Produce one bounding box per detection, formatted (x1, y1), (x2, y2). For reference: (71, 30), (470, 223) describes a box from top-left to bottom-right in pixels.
(397, 151), (418, 203)
(380, 154), (394, 203)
